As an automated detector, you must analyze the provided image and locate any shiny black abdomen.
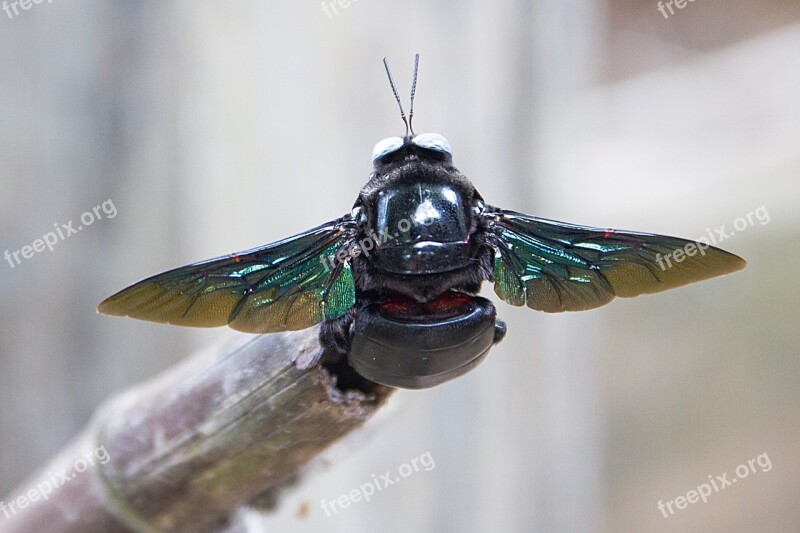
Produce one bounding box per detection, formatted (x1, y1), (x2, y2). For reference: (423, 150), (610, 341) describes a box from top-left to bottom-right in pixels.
(348, 297), (498, 389)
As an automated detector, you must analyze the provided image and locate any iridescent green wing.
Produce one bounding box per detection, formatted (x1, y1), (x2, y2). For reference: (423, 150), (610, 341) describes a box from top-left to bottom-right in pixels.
(98, 217), (358, 333)
(485, 208), (746, 312)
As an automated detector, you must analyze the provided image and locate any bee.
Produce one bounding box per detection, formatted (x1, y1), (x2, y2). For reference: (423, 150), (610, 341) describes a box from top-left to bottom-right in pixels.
(99, 55), (746, 389)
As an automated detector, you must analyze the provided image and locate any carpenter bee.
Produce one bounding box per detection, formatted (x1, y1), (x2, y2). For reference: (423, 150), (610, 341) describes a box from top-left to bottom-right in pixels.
(98, 55), (746, 389)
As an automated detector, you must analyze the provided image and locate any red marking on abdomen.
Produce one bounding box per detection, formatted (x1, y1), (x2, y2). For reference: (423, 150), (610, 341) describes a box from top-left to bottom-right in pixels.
(425, 291), (473, 314)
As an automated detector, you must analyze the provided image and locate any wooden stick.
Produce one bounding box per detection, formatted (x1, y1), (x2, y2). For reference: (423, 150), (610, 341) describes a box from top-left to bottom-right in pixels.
(0, 328), (393, 532)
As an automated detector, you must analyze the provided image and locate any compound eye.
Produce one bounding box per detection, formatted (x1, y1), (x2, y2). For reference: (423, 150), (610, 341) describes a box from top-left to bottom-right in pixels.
(371, 137), (405, 163)
(472, 196), (485, 217)
(411, 132), (452, 155)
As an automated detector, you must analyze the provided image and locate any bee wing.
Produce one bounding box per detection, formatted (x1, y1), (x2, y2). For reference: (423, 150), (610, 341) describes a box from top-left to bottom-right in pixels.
(484, 208), (746, 312)
(98, 217), (358, 333)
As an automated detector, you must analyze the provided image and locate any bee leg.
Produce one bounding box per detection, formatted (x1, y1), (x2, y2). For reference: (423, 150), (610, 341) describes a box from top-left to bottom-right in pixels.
(314, 307), (382, 392)
(493, 318), (507, 344)
(315, 307), (359, 367)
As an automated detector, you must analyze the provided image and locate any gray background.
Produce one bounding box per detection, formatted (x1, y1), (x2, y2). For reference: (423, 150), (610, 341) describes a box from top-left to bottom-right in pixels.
(1, 1), (799, 532)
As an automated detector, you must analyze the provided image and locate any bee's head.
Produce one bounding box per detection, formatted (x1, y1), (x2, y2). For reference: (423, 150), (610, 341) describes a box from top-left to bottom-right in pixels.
(370, 132), (453, 169)
(372, 55), (455, 169)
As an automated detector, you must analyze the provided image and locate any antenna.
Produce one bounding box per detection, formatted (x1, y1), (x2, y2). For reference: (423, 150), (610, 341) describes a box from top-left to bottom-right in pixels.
(408, 53), (420, 136)
(383, 57), (409, 137)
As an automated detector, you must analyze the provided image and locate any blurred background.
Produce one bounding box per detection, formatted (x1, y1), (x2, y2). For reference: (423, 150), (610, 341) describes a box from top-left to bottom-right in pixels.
(1, 1), (799, 532)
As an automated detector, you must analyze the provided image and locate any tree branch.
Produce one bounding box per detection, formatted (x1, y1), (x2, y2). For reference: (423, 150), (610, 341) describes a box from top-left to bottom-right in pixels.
(0, 328), (393, 532)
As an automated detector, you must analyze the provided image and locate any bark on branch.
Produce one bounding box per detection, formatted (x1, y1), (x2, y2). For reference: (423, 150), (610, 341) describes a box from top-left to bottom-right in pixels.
(1, 328), (393, 532)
